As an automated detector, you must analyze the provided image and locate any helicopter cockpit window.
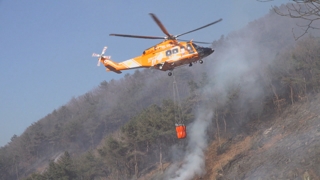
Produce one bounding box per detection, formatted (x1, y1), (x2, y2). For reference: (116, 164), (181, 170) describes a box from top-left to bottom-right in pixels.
(192, 43), (203, 54)
(172, 48), (179, 54)
(166, 50), (172, 56)
(192, 43), (199, 48)
(187, 44), (195, 54)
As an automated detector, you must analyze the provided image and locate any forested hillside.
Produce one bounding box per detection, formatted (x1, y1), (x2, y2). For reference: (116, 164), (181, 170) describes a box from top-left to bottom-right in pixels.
(1, 5), (320, 180)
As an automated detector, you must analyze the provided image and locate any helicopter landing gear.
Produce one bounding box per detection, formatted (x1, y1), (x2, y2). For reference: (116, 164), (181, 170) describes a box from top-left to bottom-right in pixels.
(168, 71), (173, 76)
(189, 63), (193, 67)
(199, 60), (203, 64)
(158, 62), (165, 70)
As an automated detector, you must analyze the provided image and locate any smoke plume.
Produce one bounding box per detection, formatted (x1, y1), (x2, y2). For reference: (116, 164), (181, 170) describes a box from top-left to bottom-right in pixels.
(164, 109), (213, 180)
(161, 6), (313, 179)
(163, 21), (279, 180)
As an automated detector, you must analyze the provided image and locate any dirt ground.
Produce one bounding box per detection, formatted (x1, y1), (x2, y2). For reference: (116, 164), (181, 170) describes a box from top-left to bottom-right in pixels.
(202, 95), (320, 180)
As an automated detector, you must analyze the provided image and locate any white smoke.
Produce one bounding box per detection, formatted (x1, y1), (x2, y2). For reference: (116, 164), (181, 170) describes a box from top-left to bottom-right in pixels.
(160, 6), (315, 179)
(164, 109), (213, 180)
(163, 30), (273, 180)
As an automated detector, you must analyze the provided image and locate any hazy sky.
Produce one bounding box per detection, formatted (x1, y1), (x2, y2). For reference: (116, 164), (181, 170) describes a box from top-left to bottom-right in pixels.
(0, 0), (289, 147)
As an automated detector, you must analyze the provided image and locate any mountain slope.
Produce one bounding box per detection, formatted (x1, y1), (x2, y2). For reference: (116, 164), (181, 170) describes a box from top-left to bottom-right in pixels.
(2, 4), (320, 180)
(203, 94), (320, 179)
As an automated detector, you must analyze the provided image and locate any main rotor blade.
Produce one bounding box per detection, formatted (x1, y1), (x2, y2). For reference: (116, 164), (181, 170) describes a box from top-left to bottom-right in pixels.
(179, 39), (211, 44)
(92, 53), (100, 57)
(149, 13), (171, 37)
(176, 18), (223, 38)
(101, 46), (107, 55)
(110, 33), (165, 40)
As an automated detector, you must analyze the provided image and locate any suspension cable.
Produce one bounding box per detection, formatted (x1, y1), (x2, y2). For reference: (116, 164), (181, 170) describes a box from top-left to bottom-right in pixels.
(173, 74), (184, 125)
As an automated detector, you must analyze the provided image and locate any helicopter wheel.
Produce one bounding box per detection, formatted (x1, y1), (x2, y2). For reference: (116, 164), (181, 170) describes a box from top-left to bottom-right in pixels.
(168, 72), (173, 76)
(199, 60), (203, 64)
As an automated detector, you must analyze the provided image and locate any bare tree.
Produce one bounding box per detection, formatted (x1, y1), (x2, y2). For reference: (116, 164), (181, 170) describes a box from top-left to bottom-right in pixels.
(259, 0), (320, 40)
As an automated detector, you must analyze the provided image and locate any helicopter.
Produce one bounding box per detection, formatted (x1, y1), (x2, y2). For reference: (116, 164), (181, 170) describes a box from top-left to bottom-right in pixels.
(92, 13), (222, 76)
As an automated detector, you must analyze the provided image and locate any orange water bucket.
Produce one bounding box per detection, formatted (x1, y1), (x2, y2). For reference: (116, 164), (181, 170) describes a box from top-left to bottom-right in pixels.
(175, 124), (187, 139)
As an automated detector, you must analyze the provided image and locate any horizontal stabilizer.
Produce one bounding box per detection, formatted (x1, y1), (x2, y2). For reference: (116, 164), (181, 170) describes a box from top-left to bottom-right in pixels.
(106, 64), (122, 74)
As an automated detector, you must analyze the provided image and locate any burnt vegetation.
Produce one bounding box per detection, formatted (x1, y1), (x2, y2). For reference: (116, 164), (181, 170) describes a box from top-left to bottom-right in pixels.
(1, 5), (320, 180)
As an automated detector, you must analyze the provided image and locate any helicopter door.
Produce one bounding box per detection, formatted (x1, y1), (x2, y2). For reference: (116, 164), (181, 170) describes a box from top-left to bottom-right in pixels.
(166, 48), (180, 61)
(181, 46), (185, 55)
(166, 47), (179, 57)
(171, 48), (180, 61)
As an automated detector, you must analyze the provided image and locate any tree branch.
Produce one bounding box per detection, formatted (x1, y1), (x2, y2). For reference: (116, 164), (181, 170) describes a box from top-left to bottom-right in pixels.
(259, 0), (320, 40)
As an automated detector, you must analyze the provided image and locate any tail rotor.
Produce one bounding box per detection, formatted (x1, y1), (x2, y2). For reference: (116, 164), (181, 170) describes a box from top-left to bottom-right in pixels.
(92, 46), (111, 66)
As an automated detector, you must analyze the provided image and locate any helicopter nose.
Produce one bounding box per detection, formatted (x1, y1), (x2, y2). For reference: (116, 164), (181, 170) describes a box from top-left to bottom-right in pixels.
(204, 47), (214, 56)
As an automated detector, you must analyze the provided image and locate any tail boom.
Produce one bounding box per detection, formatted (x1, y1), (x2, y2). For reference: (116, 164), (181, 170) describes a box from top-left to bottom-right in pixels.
(102, 58), (143, 74)
(101, 58), (123, 74)
(93, 46), (143, 74)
